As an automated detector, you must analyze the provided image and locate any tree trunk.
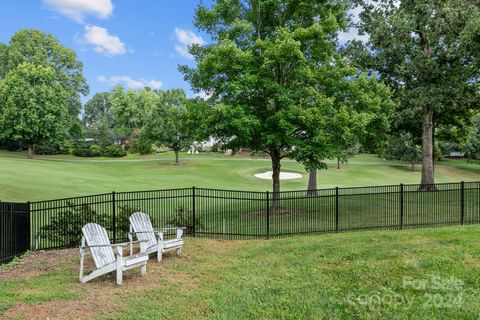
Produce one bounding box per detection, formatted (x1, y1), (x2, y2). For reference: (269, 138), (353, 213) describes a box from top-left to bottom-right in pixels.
(337, 158), (340, 169)
(419, 110), (436, 190)
(27, 145), (33, 159)
(271, 149), (281, 213)
(307, 170), (317, 196)
(411, 157), (415, 172)
(174, 149), (179, 165)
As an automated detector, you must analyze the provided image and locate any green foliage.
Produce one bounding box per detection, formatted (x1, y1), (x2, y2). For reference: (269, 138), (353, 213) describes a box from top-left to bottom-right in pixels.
(168, 206), (202, 234)
(181, 0), (393, 192)
(83, 92), (113, 128)
(130, 131), (154, 155)
(143, 89), (193, 163)
(465, 114), (480, 160)
(73, 144), (126, 157)
(0, 63), (69, 153)
(345, 0), (480, 182)
(102, 145), (127, 157)
(38, 202), (141, 247)
(109, 86), (158, 135)
(89, 144), (103, 157)
(40, 203), (108, 247)
(116, 204), (142, 236)
(2, 29), (88, 117)
(384, 133), (422, 170)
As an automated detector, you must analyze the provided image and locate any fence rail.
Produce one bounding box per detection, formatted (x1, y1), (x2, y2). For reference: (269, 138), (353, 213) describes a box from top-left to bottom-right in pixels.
(1, 181), (479, 263)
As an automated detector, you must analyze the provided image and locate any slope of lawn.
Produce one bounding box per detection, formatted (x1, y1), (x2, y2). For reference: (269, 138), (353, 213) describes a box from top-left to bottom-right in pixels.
(0, 150), (479, 201)
(1, 225), (479, 319)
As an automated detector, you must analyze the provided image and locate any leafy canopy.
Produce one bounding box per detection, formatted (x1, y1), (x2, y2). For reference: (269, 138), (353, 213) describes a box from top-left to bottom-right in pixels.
(181, 0), (393, 174)
(346, 0), (480, 133)
(144, 89), (192, 153)
(0, 63), (69, 147)
(1, 29), (88, 116)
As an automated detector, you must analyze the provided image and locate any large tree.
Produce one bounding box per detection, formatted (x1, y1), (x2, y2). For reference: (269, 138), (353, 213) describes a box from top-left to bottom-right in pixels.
(144, 89), (192, 165)
(1, 29), (88, 117)
(108, 86), (158, 137)
(181, 0), (393, 208)
(0, 63), (69, 158)
(345, 0), (480, 189)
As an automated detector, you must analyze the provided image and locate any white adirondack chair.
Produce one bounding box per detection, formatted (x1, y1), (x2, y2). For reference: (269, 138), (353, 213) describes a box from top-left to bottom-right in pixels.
(79, 223), (149, 285)
(128, 212), (184, 262)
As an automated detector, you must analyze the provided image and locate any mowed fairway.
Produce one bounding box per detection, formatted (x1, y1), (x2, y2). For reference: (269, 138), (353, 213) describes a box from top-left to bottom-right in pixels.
(0, 151), (479, 201)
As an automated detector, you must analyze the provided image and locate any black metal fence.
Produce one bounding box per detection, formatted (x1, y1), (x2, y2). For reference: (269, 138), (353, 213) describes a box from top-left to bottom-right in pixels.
(0, 201), (30, 263)
(1, 181), (479, 262)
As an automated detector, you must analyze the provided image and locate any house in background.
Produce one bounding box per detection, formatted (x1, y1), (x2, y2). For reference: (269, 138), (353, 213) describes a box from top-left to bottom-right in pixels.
(110, 131), (129, 150)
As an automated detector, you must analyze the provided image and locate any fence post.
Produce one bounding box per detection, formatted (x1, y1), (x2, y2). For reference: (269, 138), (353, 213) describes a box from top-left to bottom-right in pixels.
(335, 187), (339, 233)
(26, 201), (31, 250)
(112, 191), (116, 242)
(461, 181), (465, 225)
(266, 191), (270, 239)
(192, 187), (196, 237)
(400, 184), (404, 230)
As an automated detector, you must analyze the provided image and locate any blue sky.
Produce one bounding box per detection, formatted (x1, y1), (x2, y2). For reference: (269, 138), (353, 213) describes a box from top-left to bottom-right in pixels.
(0, 0), (362, 104)
(0, 0), (214, 103)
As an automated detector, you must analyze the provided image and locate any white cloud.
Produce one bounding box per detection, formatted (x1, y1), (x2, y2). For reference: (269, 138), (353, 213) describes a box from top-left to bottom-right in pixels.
(97, 75), (163, 90)
(43, 0), (113, 23)
(174, 28), (205, 59)
(82, 25), (125, 56)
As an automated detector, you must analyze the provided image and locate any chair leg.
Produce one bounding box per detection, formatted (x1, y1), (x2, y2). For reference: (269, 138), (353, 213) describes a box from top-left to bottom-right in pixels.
(116, 256), (123, 285)
(116, 268), (123, 285)
(141, 263), (147, 276)
(157, 248), (163, 262)
(176, 248), (182, 256)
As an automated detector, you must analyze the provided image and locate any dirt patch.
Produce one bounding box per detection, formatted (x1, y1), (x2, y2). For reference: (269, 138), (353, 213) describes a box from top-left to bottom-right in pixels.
(0, 249), (78, 282)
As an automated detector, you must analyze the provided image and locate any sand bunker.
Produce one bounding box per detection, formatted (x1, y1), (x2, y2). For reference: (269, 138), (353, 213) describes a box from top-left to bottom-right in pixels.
(254, 171), (303, 180)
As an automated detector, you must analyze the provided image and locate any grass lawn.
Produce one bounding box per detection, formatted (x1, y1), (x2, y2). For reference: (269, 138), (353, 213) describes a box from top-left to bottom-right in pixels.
(1, 225), (479, 319)
(1, 150), (479, 202)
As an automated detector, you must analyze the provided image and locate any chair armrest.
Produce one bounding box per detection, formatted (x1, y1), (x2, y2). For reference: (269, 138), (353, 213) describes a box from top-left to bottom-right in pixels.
(129, 230), (159, 234)
(81, 240), (148, 250)
(158, 227), (186, 231)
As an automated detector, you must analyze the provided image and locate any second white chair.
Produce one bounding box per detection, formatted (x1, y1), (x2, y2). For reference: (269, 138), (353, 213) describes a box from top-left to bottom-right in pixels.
(128, 211), (184, 262)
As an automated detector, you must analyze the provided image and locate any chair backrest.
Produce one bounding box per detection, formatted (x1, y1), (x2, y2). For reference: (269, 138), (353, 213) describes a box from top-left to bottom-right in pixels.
(129, 212), (157, 249)
(82, 223), (115, 268)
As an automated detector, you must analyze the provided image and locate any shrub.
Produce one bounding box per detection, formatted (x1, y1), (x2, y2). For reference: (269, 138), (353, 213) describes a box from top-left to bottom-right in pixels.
(39, 203), (108, 247)
(35, 144), (61, 155)
(168, 206), (202, 234)
(102, 145), (127, 157)
(73, 147), (93, 157)
(89, 144), (103, 157)
(115, 205), (142, 238)
(73, 144), (127, 157)
(131, 134), (154, 155)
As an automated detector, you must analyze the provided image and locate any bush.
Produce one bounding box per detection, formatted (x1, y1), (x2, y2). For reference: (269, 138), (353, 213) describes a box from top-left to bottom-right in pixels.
(73, 147), (93, 157)
(40, 203), (108, 247)
(73, 144), (127, 157)
(35, 144), (62, 155)
(168, 206), (203, 235)
(102, 145), (127, 157)
(131, 134), (154, 155)
(90, 144), (103, 157)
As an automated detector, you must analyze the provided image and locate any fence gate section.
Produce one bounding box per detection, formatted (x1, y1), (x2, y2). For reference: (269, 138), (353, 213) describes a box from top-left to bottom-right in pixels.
(0, 201), (30, 263)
